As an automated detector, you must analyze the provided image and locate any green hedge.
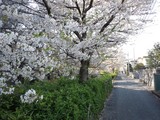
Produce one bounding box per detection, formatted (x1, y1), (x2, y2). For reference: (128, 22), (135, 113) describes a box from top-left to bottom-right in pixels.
(0, 73), (113, 120)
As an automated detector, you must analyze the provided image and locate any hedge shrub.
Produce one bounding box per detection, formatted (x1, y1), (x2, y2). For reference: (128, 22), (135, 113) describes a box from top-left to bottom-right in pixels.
(0, 73), (113, 120)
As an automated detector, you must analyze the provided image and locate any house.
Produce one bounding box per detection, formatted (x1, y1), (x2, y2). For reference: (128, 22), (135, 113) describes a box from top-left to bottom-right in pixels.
(137, 56), (149, 66)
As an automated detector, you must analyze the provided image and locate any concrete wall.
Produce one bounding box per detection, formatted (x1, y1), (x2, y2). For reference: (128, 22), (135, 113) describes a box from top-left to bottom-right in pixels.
(138, 69), (156, 87)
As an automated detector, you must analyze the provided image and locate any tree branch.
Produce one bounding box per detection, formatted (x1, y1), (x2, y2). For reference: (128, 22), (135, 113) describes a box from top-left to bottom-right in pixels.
(65, 6), (77, 9)
(100, 15), (115, 33)
(84, 0), (93, 13)
(82, 0), (93, 21)
(34, 0), (44, 6)
(75, 1), (82, 15)
(82, 0), (86, 13)
(65, 2), (82, 17)
(73, 16), (81, 23)
(121, 0), (125, 4)
(73, 31), (83, 41)
(42, 0), (51, 16)
(99, 0), (127, 34)
(0, 70), (11, 74)
(19, 9), (45, 18)
(8, 1), (43, 15)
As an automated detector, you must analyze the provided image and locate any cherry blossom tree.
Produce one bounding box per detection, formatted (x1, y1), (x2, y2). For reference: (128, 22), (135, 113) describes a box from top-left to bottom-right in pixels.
(0, 0), (155, 83)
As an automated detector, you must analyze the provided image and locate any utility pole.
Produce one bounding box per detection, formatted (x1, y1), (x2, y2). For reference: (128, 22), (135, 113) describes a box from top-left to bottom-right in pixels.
(127, 52), (130, 76)
(133, 39), (136, 67)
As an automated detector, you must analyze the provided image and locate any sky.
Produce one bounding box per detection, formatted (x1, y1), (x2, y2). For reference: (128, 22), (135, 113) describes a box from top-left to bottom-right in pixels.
(122, 0), (160, 60)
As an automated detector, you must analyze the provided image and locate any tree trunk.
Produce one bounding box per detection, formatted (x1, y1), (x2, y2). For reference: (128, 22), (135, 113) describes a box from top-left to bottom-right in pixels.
(79, 60), (90, 83)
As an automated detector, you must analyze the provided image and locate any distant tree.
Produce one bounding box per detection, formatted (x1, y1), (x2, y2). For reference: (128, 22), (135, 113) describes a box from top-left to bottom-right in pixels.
(147, 43), (160, 68)
(134, 63), (145, 70)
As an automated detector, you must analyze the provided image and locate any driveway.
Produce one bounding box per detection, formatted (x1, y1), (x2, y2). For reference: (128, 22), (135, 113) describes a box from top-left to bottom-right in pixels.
(101, 74), (160, 120)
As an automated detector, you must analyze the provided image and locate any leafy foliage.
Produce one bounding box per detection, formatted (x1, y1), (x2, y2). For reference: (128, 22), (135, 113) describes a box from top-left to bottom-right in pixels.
(134, 63), (146, 70)
(0, 73), (113, 120)
(147, 42), (160, 68)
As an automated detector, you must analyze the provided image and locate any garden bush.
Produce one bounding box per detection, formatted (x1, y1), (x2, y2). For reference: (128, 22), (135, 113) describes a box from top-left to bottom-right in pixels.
(0, 73), (113, 120)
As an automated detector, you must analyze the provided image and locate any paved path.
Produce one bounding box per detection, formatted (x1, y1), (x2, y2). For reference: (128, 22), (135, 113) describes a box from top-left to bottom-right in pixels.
(101, 74), (160, 120)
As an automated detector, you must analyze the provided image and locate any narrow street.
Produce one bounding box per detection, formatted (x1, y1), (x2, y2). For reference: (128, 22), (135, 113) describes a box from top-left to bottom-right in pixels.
(101, 74), (160, 120)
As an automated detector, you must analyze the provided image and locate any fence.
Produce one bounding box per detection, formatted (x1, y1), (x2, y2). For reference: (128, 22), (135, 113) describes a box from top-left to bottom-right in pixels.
(137, 69), (156, 87)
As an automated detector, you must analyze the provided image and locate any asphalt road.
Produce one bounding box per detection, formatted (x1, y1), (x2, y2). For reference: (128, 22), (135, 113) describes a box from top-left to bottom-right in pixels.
(101, 74), (160, 120)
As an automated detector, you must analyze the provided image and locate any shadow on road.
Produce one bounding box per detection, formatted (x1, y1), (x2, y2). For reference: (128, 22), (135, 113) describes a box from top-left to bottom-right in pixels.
(115, 76), (123, 80)
(103, 87), (160, 120)
(101, 79), (160, 120)
(113, 80), (144, 89)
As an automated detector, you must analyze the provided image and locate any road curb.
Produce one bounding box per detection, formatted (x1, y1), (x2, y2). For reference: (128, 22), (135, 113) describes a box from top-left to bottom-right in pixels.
(151, 91), (160, 98)
(138, 79), (160, 99)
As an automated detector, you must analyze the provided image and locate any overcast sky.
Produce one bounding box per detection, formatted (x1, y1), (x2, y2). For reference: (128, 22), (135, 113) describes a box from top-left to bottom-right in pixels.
(122, 0), (160, 60)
